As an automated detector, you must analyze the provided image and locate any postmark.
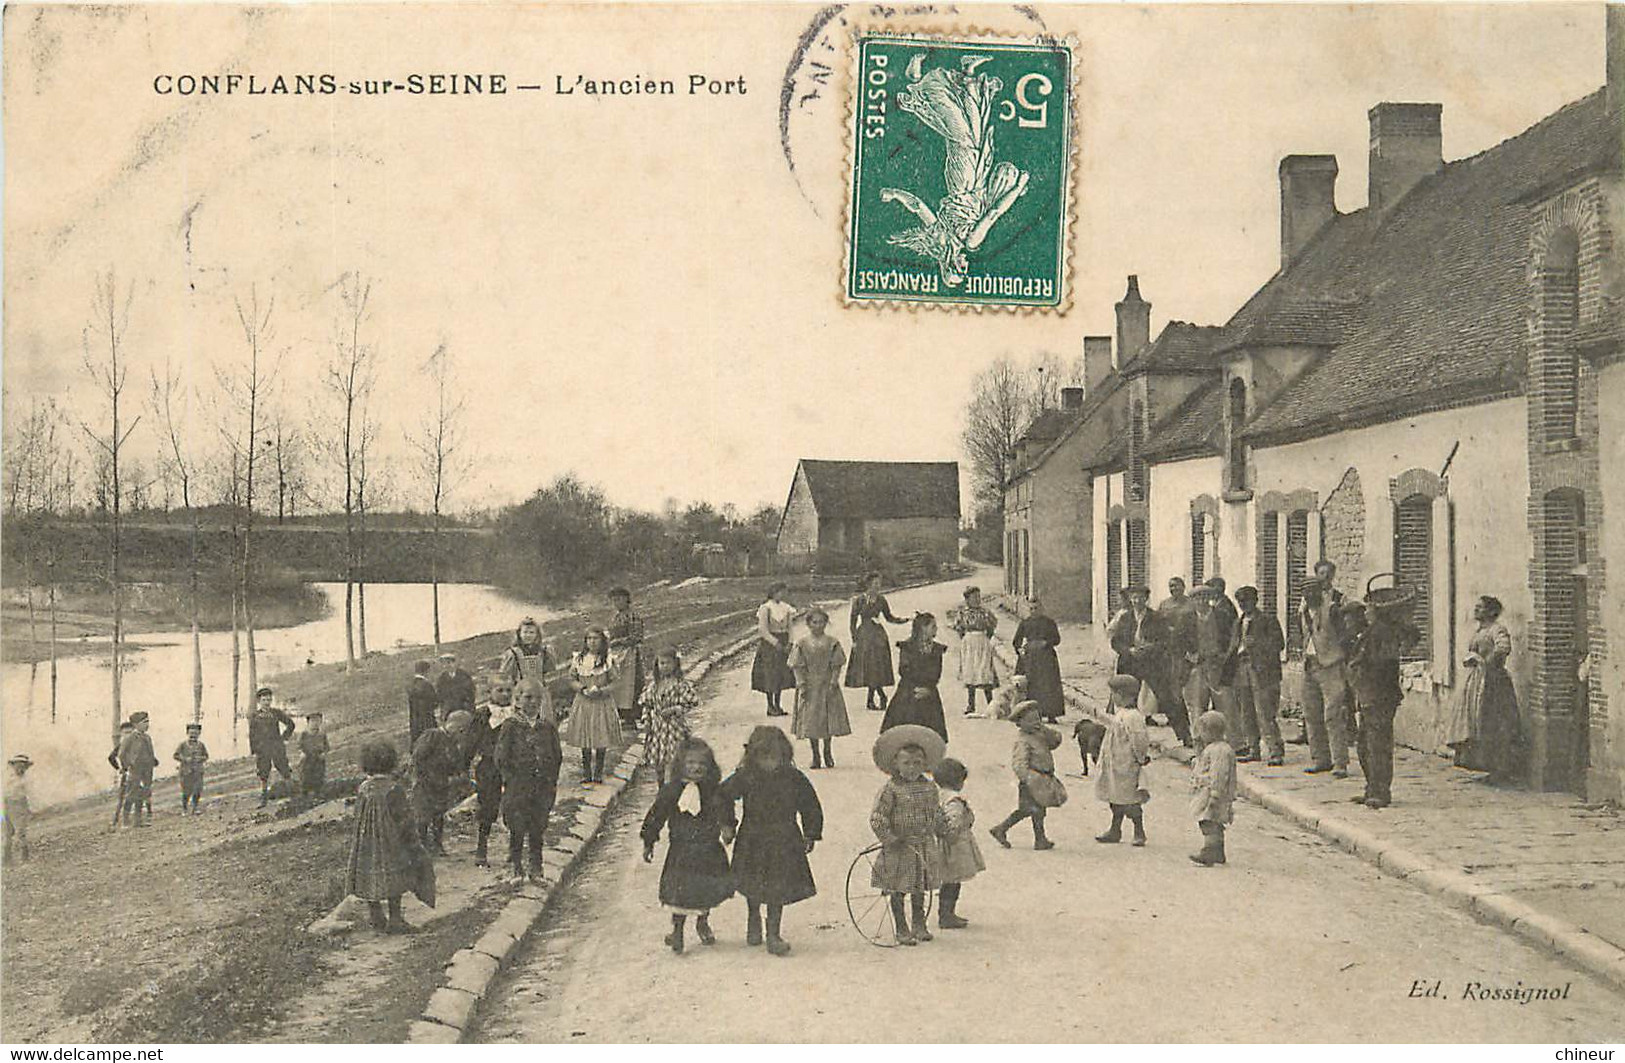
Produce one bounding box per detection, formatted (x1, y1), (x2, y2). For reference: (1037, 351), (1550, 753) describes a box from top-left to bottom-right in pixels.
(844, 31), (1076, 311)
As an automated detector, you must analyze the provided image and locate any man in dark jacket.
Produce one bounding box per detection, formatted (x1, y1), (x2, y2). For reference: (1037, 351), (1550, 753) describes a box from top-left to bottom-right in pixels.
(1187, 586), (1241, 752)
(1157, 577), (1198, 742)
(495, 679), (563, 883)
(118, 712), (158, 826)
(1231, 586), (1286, 765)
(435, 652), (477, 720)
(1108, 584), (1188, 745)
(467, 676), (513, 866)
(407, 659), (440, 746)
(1345, 599), (1419, 809)
(247, 687), (297, 806)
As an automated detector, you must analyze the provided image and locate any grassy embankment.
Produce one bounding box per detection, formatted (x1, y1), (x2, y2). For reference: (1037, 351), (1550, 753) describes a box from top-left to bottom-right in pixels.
(0, 574), (848, 1043)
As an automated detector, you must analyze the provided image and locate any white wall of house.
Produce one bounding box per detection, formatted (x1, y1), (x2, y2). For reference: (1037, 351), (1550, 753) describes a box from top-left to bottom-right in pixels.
(1148, 456), (1223, 589)
(1249, 397), (1532, 751)
(777, 464), (819, 555)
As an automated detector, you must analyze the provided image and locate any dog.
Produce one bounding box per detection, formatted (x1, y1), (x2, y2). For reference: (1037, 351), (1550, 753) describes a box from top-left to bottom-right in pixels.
(1072, 717), (1107, 776)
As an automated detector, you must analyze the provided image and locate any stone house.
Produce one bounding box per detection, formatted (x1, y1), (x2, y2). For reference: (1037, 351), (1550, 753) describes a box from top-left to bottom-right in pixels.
(1020, 23), (1622, 799)
(775, 459), (961, 568)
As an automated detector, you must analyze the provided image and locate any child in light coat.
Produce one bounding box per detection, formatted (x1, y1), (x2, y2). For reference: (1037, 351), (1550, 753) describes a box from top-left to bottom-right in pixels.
(1189, 710), (1237, 866)
(932, 757), (983, 929)
(989, 700), (1066, 850)
(1095, 675), (1152, 846)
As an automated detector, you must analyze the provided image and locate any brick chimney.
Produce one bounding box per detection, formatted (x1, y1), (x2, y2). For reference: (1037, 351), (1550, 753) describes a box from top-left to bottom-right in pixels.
(1061, 386), (1084, 411)
(1279, 154), (1338, 267)
(1114, 276), (1150, 367)
(1368, 102), (1442, 214)
(1083, 335), (1112, 394)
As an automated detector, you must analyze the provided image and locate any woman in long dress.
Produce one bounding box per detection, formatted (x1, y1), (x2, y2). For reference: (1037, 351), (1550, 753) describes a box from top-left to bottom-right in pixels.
(951, 585), (1000, 716)
(1014, 598), (1065, 722)
(881, 613), (949, 742)
(564, 627), (621, 784)
(607, 587), (647, 727)
(750, 583), (798, 717)
(788, 608), (852, 770)
(1444, 595), (1523, 780)
(846, 572), (909, 711)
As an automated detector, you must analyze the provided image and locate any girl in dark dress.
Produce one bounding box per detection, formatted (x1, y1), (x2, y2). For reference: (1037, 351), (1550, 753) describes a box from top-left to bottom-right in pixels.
(846, 572), (909, 710)
(881, 613), (949, 742)
(750, 583), (798, 717)
(641, 737), (737, 954)
(1014, 598), (1065, 721)
(721, 726), (824, 957)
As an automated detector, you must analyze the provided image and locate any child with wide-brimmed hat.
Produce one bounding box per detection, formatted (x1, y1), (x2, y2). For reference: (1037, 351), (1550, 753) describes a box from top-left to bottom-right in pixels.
(1096, 675), (1152, 846)
(869, 723), (947, 945)
(989, 700), (1067, 851)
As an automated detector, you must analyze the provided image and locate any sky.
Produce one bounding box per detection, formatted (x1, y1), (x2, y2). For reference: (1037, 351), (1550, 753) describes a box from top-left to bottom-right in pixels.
(1, 3), (1607, 517)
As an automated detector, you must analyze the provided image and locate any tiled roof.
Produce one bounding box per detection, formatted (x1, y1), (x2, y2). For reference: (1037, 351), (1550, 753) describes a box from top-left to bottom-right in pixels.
(1122, 321), (1228, 374)
(798, 460), (960, 519)
(1145, 381), (1225, 460)
(1229, 89), (1616, 444)
(1017, 408), (1076, 447)
(1007, 373), (1126, 484)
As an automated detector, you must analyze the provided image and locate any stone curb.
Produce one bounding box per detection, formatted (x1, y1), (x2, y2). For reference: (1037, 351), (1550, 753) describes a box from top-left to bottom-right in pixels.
(983, 613), (1625, 997)
(406, 628), (762, 1043)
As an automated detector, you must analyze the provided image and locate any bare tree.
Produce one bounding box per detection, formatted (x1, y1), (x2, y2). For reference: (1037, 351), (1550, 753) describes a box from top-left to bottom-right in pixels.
(1029, 350), (1087, 412)
(151, 361), (206, 722)
(961, 356), (1033, 510)
(79, 270), (140, 737)
(407, 341), (469, 653)
(269, 401), (305, 524)
(354, 401), (384, 658)
(322, 274), (376, 670)
(217, 285), (280, 698)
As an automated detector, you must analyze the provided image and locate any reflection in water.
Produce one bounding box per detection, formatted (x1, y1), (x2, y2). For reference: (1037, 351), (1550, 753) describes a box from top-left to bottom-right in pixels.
(1, 582), (557, 809)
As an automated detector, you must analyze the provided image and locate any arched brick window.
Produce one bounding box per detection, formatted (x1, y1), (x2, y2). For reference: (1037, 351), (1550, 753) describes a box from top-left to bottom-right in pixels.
(1539, 229), (1581, 442)
(1227, 378), (1248, 492)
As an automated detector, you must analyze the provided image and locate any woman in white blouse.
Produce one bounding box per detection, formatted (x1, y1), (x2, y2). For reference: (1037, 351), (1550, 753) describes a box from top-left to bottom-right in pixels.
(750, 583), (800, 717)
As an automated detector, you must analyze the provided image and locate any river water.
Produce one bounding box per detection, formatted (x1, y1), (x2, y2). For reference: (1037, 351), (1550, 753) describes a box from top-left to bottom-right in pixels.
(1, 582), (559, 809)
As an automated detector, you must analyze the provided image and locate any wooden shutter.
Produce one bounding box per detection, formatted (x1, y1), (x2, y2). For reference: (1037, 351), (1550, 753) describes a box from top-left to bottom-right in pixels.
(1127, 518), (1148, 591)
(1393, 495), (1433, 661)
(1106, 520), (1123, 609)
(1257, 513), (1278, 618)
(1191, 513), (1206, 586)
(1285, 510), (1309, 655)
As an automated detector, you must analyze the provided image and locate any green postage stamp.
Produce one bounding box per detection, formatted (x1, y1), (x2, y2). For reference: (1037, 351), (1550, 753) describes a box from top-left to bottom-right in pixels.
(845, 32), (1076, 311)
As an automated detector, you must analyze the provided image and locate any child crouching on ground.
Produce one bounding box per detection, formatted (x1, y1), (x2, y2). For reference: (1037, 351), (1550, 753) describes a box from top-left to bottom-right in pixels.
(990, 700), (1067, 850)
(869, 724), (947, 946)
(722, 726), (823, 956)
(932, 757), (983, 929)
(1096, 675), (1152, 846)
(1189, 710), (1237, 866)
(346, 739), (434, 933)
(642, 737), (737, 954)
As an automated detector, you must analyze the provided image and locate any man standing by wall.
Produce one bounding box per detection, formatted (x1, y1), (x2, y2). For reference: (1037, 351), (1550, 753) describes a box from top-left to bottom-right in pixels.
(1231, 586), (1285, 766)
(1157, 577), (1198, 746)
(1298, 561), (1351, 777)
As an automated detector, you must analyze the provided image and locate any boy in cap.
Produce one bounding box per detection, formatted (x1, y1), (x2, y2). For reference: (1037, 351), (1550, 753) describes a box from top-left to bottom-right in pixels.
(4, 754), (34, 864)
(1345, 597), (1418, 809)
(299, 713), (330, 797)
(1187, 586), (1243, 755)
(468, 675), (513, 866)
(119, 713), (158, 827)
(109, 720), (134, 827)
(989, 701), (1065, 851)
(248, 686), (297, 806)
(1095, 675), (1151, 846)
(173, 723), (210, 814)
(436, 653), (476, 720)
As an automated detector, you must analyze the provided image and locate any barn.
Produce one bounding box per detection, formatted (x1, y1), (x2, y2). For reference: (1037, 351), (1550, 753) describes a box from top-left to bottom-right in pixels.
(775, 459), (961, 569)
